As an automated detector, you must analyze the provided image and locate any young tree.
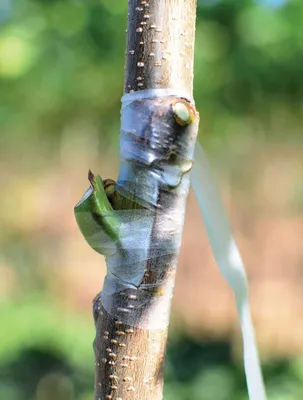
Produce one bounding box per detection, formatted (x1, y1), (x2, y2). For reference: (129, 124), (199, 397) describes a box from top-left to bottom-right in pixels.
(75, 1), (199, 399)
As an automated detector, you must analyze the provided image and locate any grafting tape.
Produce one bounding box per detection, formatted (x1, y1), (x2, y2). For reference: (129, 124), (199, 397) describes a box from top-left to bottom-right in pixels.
(76, 88), (266, 400)
(100, 89), (197, 329)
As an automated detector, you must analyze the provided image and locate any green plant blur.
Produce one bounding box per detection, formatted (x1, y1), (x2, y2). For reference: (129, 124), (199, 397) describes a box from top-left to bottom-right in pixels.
(1, 0), (303, 399)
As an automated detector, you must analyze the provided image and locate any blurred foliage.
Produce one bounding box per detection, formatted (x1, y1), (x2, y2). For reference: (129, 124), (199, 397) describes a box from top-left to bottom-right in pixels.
(1, 0), (303, 399)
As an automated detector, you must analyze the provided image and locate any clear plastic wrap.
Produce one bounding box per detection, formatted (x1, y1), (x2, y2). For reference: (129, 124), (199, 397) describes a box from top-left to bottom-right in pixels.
(101, 89), (197, 329)
(75, 88), (266, 399)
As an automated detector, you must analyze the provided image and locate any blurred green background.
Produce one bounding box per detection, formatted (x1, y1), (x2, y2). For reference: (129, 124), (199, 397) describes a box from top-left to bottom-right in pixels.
(1, 0), (303, 399)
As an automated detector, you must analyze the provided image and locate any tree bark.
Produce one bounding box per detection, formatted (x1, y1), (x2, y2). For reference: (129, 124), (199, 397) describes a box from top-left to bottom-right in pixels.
(93, 1), (198, 399)
(124, 0), (197, 94)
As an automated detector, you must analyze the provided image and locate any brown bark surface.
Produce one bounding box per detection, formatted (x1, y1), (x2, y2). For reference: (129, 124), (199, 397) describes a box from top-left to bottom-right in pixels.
(125, 0), (197, 94)
(93, 1), (198, 399)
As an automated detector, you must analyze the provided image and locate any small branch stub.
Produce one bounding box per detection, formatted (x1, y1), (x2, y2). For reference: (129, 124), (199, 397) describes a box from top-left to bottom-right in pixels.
(173, 101), (194, 126)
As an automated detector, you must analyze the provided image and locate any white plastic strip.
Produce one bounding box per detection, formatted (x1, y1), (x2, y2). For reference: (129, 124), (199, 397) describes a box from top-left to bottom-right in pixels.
(191, 141), (267, 400)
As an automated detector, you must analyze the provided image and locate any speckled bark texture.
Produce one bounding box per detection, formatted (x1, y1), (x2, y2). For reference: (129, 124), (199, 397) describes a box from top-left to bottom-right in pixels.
(125, 0), (197, 94)
(94, 296), (167, 400)
(93, 1), (198, 399)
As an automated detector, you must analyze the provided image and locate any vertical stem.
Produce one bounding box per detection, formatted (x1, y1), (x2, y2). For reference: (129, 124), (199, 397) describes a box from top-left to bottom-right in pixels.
(125, 0), (197, 94)
(93, 1), (198, 399)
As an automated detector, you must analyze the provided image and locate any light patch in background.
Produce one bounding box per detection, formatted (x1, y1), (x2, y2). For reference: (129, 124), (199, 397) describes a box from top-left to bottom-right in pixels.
(256, 0), (289, 9)
(0, 0), (11, 23)
(0, 33), (36, 78)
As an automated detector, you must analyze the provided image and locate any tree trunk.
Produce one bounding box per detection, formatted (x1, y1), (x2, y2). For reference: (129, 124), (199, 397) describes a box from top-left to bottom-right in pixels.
(93, 1), (199, 399)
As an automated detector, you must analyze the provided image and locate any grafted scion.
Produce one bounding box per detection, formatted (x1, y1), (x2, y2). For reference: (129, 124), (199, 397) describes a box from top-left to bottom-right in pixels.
(74, 1), (199, 399)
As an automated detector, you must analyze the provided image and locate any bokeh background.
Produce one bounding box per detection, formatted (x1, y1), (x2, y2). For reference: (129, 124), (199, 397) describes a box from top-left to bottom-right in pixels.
(1, 0), (303, 399)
